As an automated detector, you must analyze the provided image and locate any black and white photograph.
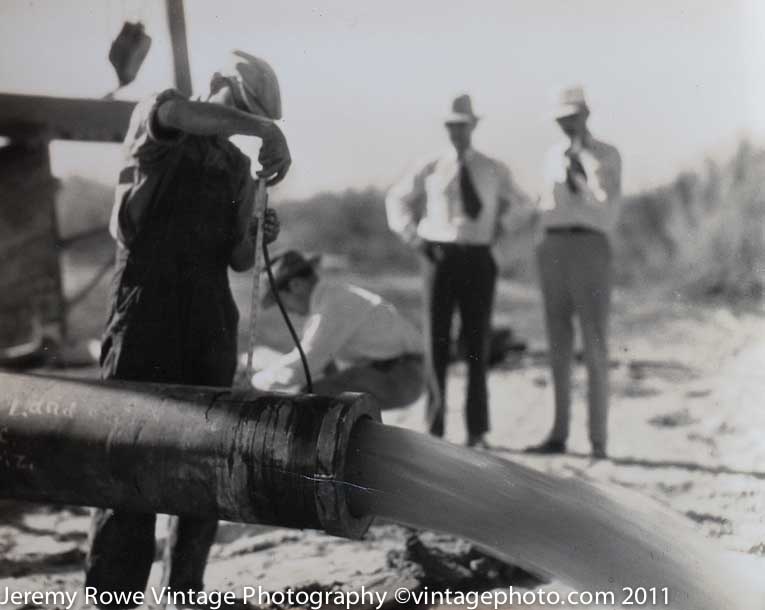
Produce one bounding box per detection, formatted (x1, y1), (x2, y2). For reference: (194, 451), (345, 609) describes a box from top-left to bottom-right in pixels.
(0, 1), (763, 608)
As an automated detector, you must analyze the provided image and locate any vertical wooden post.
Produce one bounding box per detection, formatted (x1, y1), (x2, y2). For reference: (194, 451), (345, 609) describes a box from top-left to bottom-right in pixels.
(165, 0), (192, 97)
(0, 131), (65, 354)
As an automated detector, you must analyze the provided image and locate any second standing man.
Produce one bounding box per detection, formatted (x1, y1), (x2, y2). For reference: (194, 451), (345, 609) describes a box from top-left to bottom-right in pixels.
(525, 86), (622, 459)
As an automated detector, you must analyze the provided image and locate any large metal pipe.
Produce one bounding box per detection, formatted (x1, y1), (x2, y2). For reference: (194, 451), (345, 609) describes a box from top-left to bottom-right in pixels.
(0, 372), (379, 539)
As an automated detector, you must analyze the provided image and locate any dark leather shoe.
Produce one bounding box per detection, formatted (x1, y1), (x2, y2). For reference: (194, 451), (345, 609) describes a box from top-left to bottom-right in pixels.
(467, 434), (490, 449)
(524, 438), (566, 455)
(592, 444), (607, 460)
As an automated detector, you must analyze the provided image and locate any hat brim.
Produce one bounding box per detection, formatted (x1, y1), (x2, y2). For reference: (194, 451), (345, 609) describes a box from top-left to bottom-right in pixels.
(555, 103), (588, 119)
(444, 113), (479, 125)
(261, 254), (321, 309)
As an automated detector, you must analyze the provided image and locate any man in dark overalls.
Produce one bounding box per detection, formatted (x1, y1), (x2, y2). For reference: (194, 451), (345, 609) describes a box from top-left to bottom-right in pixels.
(86, 50), (290, 606)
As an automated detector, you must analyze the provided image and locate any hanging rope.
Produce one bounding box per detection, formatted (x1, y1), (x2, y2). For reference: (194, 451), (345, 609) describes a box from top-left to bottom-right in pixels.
(243, 180), (313, 393)
(263, 242), (313, 393)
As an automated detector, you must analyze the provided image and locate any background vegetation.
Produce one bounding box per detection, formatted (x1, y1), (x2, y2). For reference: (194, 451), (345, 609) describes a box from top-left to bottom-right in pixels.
(58, 141), (763, 304)
(274, 141), (764, 302)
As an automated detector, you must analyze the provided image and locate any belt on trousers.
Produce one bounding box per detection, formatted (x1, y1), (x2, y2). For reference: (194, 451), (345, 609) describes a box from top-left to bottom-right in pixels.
(370, 353), (423, 372)
(545, 225), (601, 235)
(426, 241), (491, 250)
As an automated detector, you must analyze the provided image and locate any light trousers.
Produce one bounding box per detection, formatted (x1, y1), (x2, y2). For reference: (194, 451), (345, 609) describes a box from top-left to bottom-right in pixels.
(536, 230), (612, 447)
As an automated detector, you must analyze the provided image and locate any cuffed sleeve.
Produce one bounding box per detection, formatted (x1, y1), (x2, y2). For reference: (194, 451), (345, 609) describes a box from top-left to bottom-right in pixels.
(498, 163), (532, 212)
(129, 89), (187, 167)
(495, 162), (533, 239)
(597, 147), (622, 202)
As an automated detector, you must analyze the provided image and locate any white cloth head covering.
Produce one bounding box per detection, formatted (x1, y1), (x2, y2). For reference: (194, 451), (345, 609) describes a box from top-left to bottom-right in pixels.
(219, 50), (282, 120)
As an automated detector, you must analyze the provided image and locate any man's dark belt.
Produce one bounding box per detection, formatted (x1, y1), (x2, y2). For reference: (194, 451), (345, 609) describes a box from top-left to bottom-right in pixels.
(546, 225), (600, 235)
(427, 241), (491, 250)
(370, 353), (423, 372)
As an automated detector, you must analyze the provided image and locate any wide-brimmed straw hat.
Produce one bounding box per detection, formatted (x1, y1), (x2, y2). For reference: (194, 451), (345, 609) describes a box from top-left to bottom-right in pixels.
(261, 250), (321, 308)
(444, 94), (480, 125)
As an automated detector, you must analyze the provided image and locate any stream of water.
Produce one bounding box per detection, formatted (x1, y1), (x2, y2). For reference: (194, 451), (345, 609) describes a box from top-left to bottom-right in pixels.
(345, 420), (761, 610)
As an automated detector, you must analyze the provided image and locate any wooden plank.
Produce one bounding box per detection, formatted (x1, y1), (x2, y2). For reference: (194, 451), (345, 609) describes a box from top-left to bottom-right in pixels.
(0, 94), (135, 143)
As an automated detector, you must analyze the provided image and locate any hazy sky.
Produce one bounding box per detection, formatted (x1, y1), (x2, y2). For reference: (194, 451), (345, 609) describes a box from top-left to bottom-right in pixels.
(1, 0), (763, 200)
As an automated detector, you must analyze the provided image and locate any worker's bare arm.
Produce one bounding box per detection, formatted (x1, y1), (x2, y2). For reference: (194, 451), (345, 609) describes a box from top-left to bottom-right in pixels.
(157, 98), (273, 138)
(157, 99), (291, 185)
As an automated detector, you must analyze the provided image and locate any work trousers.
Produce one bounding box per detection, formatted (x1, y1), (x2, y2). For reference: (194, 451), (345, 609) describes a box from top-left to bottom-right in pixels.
(86, 510), (217, 607)
(422, 242), (496, 438)
(310, 354), (424, 409)
(536, 229), (612, 447)
(86, 359), (232, 608)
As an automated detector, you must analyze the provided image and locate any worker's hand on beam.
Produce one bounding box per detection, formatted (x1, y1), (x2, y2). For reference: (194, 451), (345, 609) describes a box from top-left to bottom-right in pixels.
(258, 124), (291, 186)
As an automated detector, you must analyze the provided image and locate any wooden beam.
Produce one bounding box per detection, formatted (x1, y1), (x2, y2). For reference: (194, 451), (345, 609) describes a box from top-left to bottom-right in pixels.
(0, 94), (135, 143)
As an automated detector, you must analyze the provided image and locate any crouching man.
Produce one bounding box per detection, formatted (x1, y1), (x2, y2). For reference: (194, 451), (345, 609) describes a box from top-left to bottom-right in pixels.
(251, 250), (424, 408)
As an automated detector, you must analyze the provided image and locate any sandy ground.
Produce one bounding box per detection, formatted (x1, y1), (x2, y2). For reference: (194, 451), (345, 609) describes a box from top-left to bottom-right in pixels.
(1, 263), (763, 609)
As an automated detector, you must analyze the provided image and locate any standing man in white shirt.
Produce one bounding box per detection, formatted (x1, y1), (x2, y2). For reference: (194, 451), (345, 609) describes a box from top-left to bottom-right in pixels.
(386, 94), (528, 447)
(525, 86), (622, 460)
(251, 250), (424, 408)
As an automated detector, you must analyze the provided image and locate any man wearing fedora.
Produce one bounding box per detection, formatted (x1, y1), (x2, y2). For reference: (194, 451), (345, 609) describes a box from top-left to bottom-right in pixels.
(525, 86), (622, 460)
(251, 250), (424, 408)
(386, 94), (528, 447)
(88, 51), (289, 608)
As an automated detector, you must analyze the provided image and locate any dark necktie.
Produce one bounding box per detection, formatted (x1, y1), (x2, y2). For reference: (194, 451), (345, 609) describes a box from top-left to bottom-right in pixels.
(566, 152), (588, 194)
(459, 161), (483, 219)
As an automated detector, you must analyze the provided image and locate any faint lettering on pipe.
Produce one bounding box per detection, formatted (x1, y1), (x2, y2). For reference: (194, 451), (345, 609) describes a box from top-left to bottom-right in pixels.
(0, 451), (35, 471)
(5, 398), (78, 418)
(0, 426), (35, 471)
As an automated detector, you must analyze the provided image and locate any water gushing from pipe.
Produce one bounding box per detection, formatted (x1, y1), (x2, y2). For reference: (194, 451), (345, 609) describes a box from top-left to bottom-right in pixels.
(345, 420), (762, 610)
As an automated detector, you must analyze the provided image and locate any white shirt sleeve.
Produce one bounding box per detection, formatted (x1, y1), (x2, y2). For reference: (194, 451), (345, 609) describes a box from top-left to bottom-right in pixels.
(251, 285), (369, 392)
(495, 162), (533, 238)
(594, 146), (622, 202)
(385, 160), (434, 244)
(540, 146), (567, 211)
